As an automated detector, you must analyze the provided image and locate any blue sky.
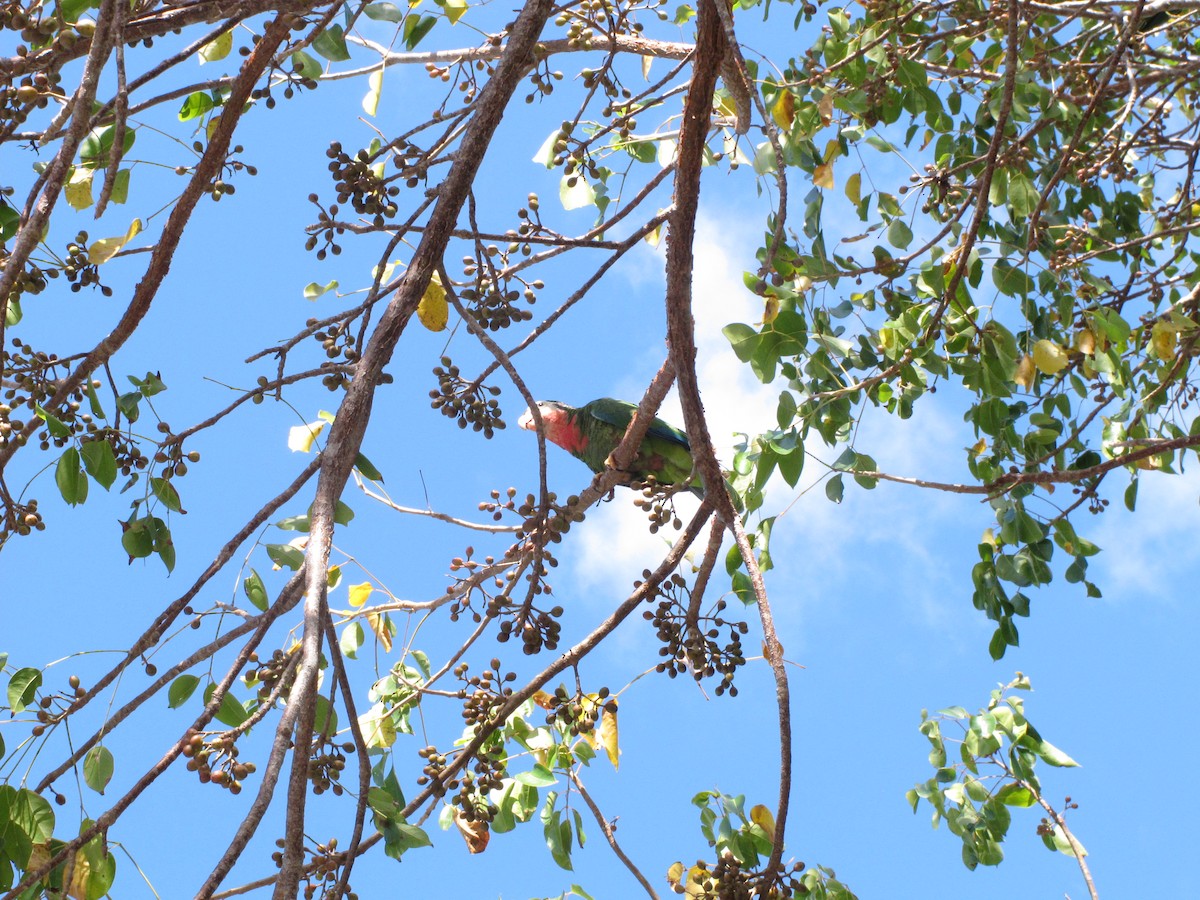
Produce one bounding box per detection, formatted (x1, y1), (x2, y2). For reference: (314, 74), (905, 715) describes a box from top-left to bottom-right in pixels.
(2, 4), (1198, 898)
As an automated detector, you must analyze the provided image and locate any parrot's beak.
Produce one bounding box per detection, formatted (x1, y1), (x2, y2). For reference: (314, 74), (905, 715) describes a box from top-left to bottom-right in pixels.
(517, 409), (536, 431)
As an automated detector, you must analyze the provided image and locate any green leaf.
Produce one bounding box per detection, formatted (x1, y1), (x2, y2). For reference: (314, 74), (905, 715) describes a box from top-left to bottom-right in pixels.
(304, 279), (339, 300)
(825, 473), (844, 503)
(178, 91), (215, 121)
(313, 24), (352, 61)
(0, 200), (18, 242)
(131, 370), (167, 397)
(1023, 735), (1080, 767)
(995, 783), (1035, 807)
(992, 261), (1033, 296)
(1006, 172), (1039, 218)
(81, 440), (117, 489)
(79, 125), (136, 170)
(313, 695), (338, 737)
(515, 764), (558, 787)
(292, 50), (322, 81)
(203, 683), (249, 728)
(403, 14), (437, 50)
(117, 391), (142, 422)
(56, 447), (89, 506)
(109, 167), (131, 205)
(122, 516), (154, 560)
(442, 0), (467, 23)
(266, 543), (305, 570)
(168, 674), (200, 708)
(83, 745), (114, 793)
(34, 404), (71, 438)
(887, 218), (913, 249)
(363, 1), (405, 21)
(355, 452), (384, 481)
(150, 477), (184, 513)
(7, 667), (43, 713)
(243, 569), (269, 611)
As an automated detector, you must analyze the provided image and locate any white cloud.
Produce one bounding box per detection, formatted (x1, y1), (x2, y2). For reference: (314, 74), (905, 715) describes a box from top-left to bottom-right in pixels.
(1089, 465), (1200, 605)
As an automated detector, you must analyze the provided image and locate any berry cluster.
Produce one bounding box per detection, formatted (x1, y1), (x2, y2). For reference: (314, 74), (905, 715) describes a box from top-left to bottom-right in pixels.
(542, 684), (615, 738)
(641, 572), (748, 696)
(28, 673), (87, 738)
(0, 19), (69, 134)
(447, 544), (514, 624)
(455, 659), (516, 730)
(683, 858), (810, 900)
(181, 729), (257, 793)
(249, 65), (318, 110)
(458, 247), (537, 330)
(308, 739), (354, 797)
(270, 836), (358, 900)
(305, 196), (346, 260)
(61, 231), (110, 295)
(430, 356), (504, 438)
(247, 648), (296, 702)
(0, 242), (50, 307)
(325, 142), (400, 227)
(633, 480), (688, 533)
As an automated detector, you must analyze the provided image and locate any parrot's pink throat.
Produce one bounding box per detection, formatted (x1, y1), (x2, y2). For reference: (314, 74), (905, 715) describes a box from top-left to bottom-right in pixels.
(519, 406), (589, 455)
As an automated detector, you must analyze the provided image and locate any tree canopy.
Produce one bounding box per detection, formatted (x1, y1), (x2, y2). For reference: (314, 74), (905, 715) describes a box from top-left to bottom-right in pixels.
(2, 0), (1198, 896)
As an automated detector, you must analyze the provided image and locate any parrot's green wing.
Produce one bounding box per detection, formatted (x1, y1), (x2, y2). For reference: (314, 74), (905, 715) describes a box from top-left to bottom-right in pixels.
(583, 398), (691, 451)
(581, 398), (701, 494)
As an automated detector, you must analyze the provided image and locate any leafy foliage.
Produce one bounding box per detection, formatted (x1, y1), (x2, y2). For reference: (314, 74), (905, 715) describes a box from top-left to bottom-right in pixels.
(1, 0), (1193, 896)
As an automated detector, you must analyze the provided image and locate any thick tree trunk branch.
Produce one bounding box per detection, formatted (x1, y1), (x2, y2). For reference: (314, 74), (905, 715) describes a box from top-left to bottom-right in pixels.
(661, 2), (792, 891)
(271, 0), (558, 893)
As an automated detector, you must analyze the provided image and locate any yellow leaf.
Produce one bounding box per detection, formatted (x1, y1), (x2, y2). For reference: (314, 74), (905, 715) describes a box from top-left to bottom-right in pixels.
(970, 438), (987, 457)
(645, 219), (664, 247)
(443, 0), (467, 23)
(1151, 320), (1177, 360)
(199, 30), (232, 64)
(287, 419), (327, 452)
(67, 852), (91, 900)
(417, 272), (448, 331)
(762, 294), (780, 324)
(598, 699), (619, 769)
(362, 68), (383, 117)
(358, 703), (396, 748)
(812, 163), (834, 190)
(367, 611), (393, 652)
(327, 565), (342, 589)
(348, 582), (373, 608)
(1075, 328), (1096, 356)
(845, 172), (862, 206)
(88, 218), (142, 264)
(818, 93), (834, 126)
(667, 862), (686, 889)
(771, 90), (795, 129)
(715, 91), (738, 120)
(642, 54), (652, 81)
(455, 807), (490, 853)
(65, 168), (94, 211)
(750, 803), (776, 839)
(532, 690), (556, 710)
(1014, 354), (1035, 389)
(1032, 339), (1069, 375)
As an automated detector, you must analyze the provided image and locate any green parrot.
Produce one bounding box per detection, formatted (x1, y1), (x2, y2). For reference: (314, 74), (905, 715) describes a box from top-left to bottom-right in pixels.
(518, 398), (703, 496)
